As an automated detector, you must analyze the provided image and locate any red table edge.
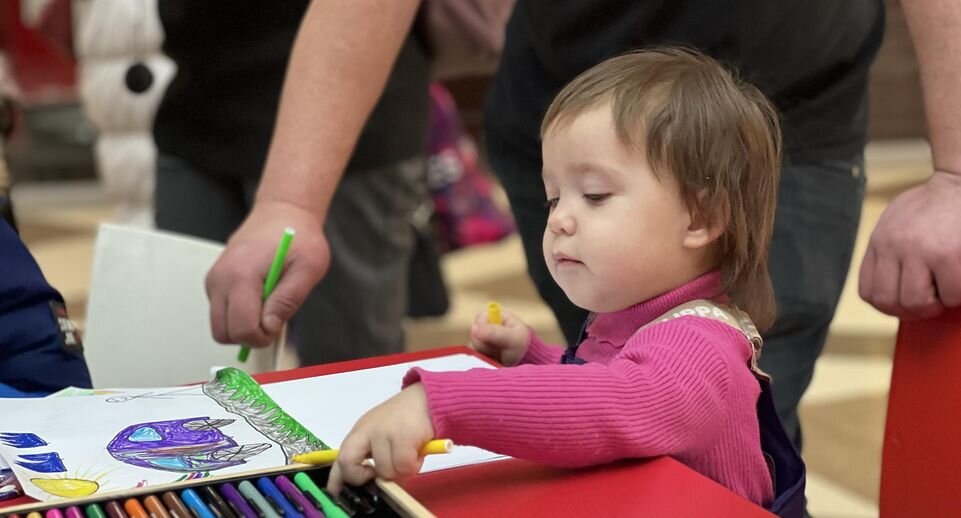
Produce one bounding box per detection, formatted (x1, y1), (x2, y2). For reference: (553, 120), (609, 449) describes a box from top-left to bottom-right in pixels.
(253, 345), (496, 384)
(257, 346), (770, 517)
(1, 346), (770, 516)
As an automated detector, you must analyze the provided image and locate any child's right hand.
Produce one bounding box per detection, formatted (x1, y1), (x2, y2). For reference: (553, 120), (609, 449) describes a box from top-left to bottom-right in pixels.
(468, 307), (531, 366)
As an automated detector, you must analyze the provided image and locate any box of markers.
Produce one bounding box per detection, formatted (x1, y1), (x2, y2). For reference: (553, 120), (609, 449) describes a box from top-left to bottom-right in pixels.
(1, 463), (433, 518)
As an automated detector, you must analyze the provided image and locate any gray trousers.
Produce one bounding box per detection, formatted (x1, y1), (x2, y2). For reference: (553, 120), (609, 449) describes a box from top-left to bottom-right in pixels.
(155, 153), (428, 365)
(486, 127), (866, 451)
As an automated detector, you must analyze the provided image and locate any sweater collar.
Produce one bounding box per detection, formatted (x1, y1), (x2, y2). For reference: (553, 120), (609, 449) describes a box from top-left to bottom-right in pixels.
(586, 270), (726, 344)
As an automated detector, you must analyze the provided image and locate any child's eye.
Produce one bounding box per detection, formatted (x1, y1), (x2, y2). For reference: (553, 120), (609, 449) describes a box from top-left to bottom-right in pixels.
(584, 193), (611, 204)
(544, 197), (559, 210)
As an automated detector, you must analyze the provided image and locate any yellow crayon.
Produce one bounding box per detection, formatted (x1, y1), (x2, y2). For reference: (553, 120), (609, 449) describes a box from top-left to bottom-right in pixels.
(292, 439), (454, 465)
(487, 301), (502, 325)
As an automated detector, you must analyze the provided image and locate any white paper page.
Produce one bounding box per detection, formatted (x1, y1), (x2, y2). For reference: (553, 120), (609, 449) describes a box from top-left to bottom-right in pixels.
(0, 386), (288, 501)
(84, 224), (275, 388)
(265, 354), (509, 472)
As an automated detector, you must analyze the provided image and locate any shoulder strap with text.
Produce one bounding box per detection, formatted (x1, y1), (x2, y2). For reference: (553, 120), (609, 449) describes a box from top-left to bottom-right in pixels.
(641, 299), (770, 381)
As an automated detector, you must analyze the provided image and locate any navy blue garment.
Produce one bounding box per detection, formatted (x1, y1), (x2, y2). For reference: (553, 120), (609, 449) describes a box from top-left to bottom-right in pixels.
(0, 219), (92, 395)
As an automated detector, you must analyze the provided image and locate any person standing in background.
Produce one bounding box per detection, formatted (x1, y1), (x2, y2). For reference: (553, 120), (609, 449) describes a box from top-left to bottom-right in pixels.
(154, 1), (432, 364)
(203, 0), (961, 469)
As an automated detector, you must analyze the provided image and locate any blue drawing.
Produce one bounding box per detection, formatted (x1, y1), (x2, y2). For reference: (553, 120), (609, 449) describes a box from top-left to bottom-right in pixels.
(14, 452), (67, 473)
(129, 427), (163, 442)
(0, 432), (48, 448)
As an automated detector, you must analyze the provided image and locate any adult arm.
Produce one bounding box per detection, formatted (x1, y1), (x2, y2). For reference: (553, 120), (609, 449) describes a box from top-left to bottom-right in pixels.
(859, 0), (961, 318)
(205, 0), (422, 346)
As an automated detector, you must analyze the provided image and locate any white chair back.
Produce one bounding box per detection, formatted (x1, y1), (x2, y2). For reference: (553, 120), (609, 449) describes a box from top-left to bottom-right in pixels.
(83, 223), (277, 387)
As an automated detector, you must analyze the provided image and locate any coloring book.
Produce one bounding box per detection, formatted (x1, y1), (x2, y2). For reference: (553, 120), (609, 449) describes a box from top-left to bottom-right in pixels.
(0, 354), (505, 502)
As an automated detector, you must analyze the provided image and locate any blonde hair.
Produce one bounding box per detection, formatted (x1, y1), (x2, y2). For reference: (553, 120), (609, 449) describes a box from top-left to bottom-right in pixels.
(542, 47), (782, 331)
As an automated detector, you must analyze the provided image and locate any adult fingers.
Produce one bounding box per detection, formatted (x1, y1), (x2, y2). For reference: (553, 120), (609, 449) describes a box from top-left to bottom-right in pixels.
(261, 253), (327, 335)
(899, 258), (943, 319)
(226, 278), (272, 346)
(206, 277), (230, 344)
(858, 246), (877, 307)
(865, 251), (904, 317)
(932, 255), (961, 309)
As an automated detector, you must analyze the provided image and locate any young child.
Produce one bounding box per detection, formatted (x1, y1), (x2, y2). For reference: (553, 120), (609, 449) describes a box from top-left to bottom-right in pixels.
(0, 217), (93, 397)
(328, 48), (794, 508)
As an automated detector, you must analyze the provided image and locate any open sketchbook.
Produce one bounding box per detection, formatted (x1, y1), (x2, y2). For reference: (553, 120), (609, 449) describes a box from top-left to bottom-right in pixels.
(0, 354), (506, 502)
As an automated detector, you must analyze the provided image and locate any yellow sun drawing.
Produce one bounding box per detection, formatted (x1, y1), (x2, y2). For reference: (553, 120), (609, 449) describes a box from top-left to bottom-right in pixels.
(31, 468), (112, 498)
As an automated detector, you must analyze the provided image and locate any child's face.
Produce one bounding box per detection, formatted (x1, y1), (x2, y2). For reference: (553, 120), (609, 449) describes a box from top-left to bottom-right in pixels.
(541, 107), (698, 313)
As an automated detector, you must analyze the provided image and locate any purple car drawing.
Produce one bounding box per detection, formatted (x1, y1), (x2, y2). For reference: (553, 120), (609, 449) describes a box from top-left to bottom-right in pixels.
(107, 417), (270, 473)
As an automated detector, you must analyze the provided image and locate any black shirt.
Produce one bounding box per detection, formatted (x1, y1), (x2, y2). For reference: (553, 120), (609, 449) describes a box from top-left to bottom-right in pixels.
(154, 1), (430, 179)
(486, 0), (885, 162)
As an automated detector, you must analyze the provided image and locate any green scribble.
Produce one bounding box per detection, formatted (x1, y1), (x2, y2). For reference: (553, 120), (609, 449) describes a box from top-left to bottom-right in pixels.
(203, 368), (329, 461)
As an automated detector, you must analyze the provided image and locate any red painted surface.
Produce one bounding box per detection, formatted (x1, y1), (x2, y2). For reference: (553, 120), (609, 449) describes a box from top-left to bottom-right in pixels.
(266, 346), (772, 517)
(1, 346), (772, 516)
(880, 308), (961, 516)
(0, 0), (76, 104)
(403, 455), (772, 517)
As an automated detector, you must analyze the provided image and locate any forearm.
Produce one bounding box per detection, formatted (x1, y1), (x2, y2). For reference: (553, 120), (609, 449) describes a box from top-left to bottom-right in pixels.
(901, 0), (961, 176)
(256, 0), (422, 219)
(518, 331), (565, 365)
(405, 358), (728, 467)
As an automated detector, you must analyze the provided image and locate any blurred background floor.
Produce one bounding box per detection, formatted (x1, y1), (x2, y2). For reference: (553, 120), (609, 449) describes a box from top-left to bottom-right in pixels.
(13, 139), (932, 517)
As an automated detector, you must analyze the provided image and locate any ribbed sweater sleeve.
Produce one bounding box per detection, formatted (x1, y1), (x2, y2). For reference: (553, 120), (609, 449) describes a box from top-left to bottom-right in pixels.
(517, 331), (565, 365)
(402, 319), (731, 468)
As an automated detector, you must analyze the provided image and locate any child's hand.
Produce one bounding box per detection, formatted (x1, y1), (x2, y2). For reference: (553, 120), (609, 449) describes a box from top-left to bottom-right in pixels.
(468, 307), (531, 366)
(326, 384), (435, 494)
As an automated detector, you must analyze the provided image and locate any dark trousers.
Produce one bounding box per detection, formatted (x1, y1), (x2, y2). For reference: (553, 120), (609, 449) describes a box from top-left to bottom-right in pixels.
(485, 128), (865, 451)
(155, 153), (428, 365)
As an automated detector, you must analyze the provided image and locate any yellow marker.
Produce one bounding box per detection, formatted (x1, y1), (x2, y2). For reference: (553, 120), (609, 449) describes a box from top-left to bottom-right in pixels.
(292, 439), (454, 465)
(487, 301), (502, 325)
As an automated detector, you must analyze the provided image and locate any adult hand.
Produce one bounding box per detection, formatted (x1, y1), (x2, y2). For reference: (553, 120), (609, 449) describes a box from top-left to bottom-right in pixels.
(327, 384), (435, 494)
(205, 200), (329, 346)
(859, 170), (961, 319)
(468, 307), (532, 366)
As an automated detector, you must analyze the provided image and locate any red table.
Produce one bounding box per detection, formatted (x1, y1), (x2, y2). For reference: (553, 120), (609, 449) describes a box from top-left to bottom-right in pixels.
(259, 346), (772, 517)
(1, 346), (773, 517)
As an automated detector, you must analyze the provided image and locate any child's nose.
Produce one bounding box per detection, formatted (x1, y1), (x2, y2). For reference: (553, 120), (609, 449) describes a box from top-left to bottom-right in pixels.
(547, 204), (576, 235)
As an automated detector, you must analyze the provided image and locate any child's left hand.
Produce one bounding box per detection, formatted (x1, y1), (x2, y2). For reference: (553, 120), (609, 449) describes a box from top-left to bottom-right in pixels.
(326, 383), (435, 494)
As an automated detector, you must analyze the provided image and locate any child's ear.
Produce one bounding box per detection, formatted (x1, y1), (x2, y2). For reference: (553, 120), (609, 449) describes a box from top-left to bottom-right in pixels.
(683, 190), (728, 250)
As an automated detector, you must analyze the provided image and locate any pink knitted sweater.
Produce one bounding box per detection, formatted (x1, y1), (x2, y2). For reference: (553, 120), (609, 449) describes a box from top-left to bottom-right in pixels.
(402, 271), (773, 506)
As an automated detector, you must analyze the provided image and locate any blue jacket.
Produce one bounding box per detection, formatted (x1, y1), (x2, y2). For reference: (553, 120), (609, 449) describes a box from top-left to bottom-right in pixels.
(0, 219), (92, 396)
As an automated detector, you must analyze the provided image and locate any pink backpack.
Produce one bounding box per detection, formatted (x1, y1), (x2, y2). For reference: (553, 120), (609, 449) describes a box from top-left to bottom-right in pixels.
(426, 82), (514, 253)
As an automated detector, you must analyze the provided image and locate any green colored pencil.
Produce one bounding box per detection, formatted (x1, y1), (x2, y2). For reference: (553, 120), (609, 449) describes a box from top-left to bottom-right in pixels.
(238, 227), (295, 362)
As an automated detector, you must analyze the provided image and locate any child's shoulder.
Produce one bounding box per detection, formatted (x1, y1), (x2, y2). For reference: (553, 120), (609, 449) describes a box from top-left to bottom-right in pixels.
(627, 314), (753, 363)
